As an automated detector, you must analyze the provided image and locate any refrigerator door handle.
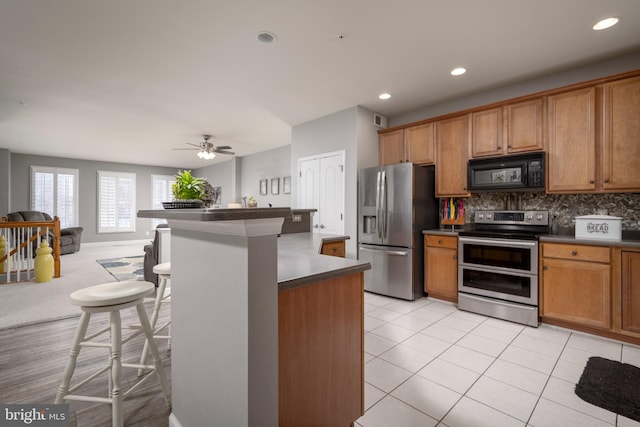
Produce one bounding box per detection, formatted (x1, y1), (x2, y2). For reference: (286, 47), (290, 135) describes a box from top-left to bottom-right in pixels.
(359, 247), (409, 257)
(381, 170), (388, 240)
(375, 170), (382, 239)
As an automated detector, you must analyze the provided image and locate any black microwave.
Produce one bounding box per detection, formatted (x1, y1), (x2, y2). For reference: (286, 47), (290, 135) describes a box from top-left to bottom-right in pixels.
(467, 152), (545, 192)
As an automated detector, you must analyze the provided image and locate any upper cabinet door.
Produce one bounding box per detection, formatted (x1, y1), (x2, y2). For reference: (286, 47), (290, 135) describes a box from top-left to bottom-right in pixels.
(547, 87), (596, 193)
(405, 122), (435, 165)
(435, 115), (470, 197)
(471, 108), (503, 158)
(378, 129), (405, 166)
(602, 76), (640, 192)
(506, 98), (544, 154)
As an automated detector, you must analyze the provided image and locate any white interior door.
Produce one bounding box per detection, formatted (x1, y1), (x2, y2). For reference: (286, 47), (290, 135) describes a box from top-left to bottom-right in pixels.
(299, 158), (320, 229)
(298, 151), (345, 235)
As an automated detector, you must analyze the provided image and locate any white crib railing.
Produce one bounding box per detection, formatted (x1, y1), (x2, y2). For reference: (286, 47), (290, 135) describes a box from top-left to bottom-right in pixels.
(0, 217), (61, 285)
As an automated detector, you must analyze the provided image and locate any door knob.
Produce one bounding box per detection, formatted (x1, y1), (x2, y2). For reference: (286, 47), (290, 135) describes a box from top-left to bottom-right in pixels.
(314, 224), (319, 228)
(320, 224), (325, 229)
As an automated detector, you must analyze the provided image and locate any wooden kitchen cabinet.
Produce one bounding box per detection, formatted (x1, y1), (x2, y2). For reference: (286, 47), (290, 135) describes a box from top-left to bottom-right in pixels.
(470, 99), (544, 158)
(378, 129), (405, 166)
(471, 107), (503, 158)
(379, 123), (435, 166)
(435, 115), (470, 197)
(541, 242), (611, 330)
(547, 87), (597, 193)
(424, 234), (458, 303)
(405, 122), (435, 164)
(321, 240), (346, 258)
(601, 76), (640, 192)
(621, 251), (640, 335)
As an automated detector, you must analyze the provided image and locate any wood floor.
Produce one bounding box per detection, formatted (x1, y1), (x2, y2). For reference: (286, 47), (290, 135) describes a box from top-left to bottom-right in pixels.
(0, 300), (172, 427)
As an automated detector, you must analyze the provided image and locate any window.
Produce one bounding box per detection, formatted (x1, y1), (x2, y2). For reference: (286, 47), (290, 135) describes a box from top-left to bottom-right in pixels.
(31, 166), (79, 229)
(151, 174), (175, 228)
(98, 171), (136, 233)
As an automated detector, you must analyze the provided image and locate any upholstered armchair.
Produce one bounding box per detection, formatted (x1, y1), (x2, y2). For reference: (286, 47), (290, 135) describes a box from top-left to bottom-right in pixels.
(6, 211), (83, 255)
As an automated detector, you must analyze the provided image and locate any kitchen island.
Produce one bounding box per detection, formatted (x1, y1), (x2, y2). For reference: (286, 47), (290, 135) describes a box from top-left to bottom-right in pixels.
(137, 208), (369, 427)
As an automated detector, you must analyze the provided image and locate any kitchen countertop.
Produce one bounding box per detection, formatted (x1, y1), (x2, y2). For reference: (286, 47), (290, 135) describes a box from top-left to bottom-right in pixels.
(540, 232), (640, 248)
(138, 207), (292, 221)
(422, 228), (640, 248)
(277, 233), (368, 291)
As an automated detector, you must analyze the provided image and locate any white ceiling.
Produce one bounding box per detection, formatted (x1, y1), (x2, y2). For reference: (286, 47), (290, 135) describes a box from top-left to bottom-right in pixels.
(1, 0), (639, 169)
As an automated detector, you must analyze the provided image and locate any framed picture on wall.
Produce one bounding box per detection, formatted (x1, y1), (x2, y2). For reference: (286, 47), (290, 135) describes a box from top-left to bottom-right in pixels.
(271, 178), (280, 195)
(283, 176), (291, 194)
(260, 179), (268, 196)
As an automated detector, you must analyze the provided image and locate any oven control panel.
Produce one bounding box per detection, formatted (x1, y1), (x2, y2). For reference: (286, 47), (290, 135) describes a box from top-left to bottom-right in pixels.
(474, 210), (549, 226)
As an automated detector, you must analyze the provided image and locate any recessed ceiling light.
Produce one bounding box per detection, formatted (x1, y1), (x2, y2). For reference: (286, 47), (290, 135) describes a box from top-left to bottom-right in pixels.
(593, 17), (620, 31)
(379, 93), (391, 100)
(256, 31), (277, 43)
(450, 67), (467, 76)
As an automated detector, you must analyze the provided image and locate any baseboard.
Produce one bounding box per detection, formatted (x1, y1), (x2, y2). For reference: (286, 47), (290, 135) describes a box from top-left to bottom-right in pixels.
(169, 413), (182, 427)
(82, 239), (150, 248)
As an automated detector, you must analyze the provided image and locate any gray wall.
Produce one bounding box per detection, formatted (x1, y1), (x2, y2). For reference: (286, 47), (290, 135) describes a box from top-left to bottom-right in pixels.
(291, 106), (380, 258)
(239, 145), (292, 208)
(390, 51), (640, 127)
(194, 157), (238, 208)
(0, 149), (9, 215)
(9, 153), (178, 243)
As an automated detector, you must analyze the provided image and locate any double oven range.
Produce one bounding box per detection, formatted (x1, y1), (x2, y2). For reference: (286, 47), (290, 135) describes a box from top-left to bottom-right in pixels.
(457, 210), (549, 327)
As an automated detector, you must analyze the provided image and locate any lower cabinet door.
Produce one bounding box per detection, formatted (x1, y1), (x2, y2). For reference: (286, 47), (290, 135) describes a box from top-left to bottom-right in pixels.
(622, 251), (640, 334)
(425, 246), (458, 302)
(542, 258), (611, 329)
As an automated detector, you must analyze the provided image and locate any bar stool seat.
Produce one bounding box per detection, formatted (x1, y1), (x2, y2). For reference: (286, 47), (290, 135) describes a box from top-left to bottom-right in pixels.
(139, 262), (171, 376)
(55, 280), (171, 427)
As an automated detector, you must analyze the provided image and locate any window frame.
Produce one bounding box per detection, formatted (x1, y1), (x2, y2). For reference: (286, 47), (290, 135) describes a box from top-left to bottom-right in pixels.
(30, 165), (79, 229)
(150, 174), (175, 228)
(97, 170), (137, 233)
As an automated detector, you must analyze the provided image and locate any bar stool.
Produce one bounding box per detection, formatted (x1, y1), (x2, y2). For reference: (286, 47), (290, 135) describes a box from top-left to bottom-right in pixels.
(55, 280), (171, 427)
(138, 262), (171, 377)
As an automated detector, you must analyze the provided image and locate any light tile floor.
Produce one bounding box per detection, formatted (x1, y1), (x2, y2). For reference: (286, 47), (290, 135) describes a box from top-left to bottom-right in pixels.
(356, 293), (640, 427)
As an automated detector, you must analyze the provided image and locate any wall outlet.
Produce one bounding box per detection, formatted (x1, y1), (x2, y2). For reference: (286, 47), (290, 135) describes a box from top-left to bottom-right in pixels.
(292, 214), (302, 223)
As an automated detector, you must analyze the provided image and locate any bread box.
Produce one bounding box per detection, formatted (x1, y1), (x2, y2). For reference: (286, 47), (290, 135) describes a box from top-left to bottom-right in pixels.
(575, 215), (622, 241)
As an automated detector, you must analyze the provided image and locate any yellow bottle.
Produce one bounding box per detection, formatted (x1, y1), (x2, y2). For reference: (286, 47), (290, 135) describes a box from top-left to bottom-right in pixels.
(34, 240), (54, 283)
(0, 235), (5, 274)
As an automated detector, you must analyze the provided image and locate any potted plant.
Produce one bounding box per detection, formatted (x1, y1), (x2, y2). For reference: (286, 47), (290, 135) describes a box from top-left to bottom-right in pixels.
(247, 196), (257, 208)
(164, 170), (205, 208)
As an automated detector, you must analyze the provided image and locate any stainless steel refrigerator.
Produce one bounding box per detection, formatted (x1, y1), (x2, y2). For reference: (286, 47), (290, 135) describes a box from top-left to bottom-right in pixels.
(358, 163), (437, 300)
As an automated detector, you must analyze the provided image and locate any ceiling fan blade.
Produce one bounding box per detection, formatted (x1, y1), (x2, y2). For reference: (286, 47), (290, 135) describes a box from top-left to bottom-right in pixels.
(214, 145), (232, 150)
(215, 150), (236, 155)
(186, 142), (202, 148)
(173, 148), (199, 151)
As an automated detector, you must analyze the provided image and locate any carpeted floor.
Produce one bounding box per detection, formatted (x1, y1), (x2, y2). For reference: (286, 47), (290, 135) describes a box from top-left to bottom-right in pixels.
(96, 255), (145, 282)
(0, 242), (147, 330)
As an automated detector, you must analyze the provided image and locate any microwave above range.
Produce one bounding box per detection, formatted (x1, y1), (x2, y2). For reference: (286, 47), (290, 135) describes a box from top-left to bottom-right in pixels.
(467, 152), (545, 193)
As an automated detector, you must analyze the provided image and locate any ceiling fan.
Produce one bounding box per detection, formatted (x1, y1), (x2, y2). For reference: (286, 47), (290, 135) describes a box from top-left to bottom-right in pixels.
(174, 135), (235, 159)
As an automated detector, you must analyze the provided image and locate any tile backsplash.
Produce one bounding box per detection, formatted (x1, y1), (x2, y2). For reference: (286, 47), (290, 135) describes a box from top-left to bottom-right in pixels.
(460, 192), (640, 231)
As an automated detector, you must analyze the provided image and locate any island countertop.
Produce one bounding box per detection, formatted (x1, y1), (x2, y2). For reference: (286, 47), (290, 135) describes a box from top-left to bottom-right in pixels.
(138, 207), (292, 221)
(278, 233), (368, 291)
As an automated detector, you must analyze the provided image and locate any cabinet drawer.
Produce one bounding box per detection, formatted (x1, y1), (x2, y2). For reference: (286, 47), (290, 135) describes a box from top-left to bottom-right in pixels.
(542, 243), (610, 263)
(321, 241), (346, 258)
(425, 234), (458, 249)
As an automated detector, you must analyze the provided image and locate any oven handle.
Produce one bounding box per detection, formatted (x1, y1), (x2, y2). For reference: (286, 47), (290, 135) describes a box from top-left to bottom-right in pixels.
(458, 236), (537, 248)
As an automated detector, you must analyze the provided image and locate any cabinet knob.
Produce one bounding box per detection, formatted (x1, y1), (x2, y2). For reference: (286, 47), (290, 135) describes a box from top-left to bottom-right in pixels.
(589, 180), (595, 184)
(453, 254), (457, 260)
(438, 239), (442, 244)
(507, 145), (511, 149)
(571, 250), (578, 256)
(604, 179), (610, 184)
(497, 146), (502, 150)
(543, 265), (548, 271)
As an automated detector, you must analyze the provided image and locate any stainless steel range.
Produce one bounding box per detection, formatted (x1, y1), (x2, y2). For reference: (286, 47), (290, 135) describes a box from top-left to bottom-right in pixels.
(457, 210), (549, 327)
